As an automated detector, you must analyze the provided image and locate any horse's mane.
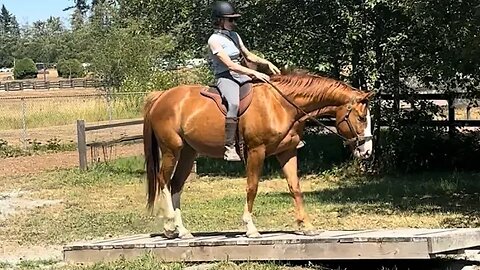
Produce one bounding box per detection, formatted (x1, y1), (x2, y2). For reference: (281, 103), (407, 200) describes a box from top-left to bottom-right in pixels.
(265, 69), (361, 99)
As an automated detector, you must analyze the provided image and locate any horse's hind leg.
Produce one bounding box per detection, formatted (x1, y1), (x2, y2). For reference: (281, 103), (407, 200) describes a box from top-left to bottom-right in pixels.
(157, 143), (182, 239)
(170, 144), (197, 239)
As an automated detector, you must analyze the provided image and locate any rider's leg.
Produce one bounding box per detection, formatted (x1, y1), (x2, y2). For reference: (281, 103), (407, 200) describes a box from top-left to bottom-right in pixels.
(216, 73), (242, 161)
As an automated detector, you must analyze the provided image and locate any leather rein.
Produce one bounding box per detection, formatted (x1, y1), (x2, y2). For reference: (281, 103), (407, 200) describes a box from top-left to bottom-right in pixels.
(264, 80), (373, 148)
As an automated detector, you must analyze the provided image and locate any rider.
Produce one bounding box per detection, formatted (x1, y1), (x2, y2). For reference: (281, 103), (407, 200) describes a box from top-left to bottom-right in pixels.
(207, 1), (281, 161)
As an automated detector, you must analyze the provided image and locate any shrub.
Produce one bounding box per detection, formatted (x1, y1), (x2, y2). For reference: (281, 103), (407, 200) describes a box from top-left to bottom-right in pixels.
(57, 59), (85, 78)
(13, 58), (37, 79)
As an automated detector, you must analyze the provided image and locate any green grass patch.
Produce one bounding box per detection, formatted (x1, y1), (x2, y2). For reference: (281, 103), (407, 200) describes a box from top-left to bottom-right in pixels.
(8, 254), (318, 270)
(16, 259), (59, 269)
(0, 138), (76, 158)
(1, 156), (479, 248)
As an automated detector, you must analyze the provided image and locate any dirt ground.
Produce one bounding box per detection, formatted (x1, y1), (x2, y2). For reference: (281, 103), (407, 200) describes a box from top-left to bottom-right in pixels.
(0, 117), (143, 147)
(0, 142), (143, 264)
(0, 143), (143, 177)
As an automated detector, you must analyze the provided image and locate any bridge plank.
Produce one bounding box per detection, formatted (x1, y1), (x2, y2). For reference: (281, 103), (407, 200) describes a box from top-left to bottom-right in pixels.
(63, 229), (480, 264)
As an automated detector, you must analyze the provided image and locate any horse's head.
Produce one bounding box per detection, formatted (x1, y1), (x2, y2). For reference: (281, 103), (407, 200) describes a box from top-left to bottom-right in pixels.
(335, 91), (374, 159)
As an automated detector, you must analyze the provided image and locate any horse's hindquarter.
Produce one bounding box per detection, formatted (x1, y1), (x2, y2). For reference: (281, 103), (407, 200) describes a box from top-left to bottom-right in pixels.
(175, 85), (230, 157)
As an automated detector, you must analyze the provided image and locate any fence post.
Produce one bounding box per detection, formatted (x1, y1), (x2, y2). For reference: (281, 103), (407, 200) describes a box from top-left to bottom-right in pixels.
(448, 94), (455, 139)
(190, 160), (197, 181)
(107, 91), (113, 122)
(21, 98), (27, 150)
(77, 120), (87, 170)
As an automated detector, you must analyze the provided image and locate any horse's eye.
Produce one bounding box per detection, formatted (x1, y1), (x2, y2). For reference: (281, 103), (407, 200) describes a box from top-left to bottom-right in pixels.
(358, 116), (366, 122)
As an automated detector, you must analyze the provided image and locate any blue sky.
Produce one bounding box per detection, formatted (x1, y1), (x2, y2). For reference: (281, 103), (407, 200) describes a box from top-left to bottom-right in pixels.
(0, 0), (73, 26)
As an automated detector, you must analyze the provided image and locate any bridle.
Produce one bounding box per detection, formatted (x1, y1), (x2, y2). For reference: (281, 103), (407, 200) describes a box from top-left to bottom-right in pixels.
(264, 80), (373, 148)
(336, 99), (374, 148)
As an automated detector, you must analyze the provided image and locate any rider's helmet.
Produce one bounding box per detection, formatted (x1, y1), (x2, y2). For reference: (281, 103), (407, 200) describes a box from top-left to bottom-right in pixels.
(212, 1), (241, 20)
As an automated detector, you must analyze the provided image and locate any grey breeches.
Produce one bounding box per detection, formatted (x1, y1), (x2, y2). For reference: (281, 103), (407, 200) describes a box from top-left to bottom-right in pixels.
(215, 71), (251, 118)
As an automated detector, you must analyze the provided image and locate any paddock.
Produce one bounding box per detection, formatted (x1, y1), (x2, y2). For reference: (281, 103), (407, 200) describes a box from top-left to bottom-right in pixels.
(63, 228), (480, 265)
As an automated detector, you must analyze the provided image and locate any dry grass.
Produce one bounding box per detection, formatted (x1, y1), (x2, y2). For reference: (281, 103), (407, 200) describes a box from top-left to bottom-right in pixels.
(0, 94), (143, 130)
(455, 106), (480, 120)
(0, 68), (60, 81)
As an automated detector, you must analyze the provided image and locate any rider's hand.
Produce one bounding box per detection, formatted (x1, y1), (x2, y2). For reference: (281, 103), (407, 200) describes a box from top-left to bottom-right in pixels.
(267, 62), (281, 75)
(253, 71), (270, 82)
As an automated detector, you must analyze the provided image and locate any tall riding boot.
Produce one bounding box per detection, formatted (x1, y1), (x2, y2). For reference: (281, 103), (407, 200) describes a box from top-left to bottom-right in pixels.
(224, 117), (242, 161)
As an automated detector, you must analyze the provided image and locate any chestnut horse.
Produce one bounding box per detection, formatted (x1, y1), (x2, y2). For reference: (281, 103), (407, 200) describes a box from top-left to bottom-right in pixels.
(143, 71), (374, 239)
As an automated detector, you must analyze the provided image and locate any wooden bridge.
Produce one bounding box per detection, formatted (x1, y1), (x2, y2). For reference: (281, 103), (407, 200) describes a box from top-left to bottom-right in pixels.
(63, 228), (480, 264)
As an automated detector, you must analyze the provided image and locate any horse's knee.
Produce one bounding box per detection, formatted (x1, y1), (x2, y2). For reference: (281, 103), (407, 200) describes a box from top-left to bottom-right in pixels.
(245, 185), (258, 195)
(288, 184), (302, 198)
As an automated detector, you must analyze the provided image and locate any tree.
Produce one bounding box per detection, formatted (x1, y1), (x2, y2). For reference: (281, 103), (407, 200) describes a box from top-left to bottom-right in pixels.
(0, 5), (19, 36)
(0, 5), (20, 67)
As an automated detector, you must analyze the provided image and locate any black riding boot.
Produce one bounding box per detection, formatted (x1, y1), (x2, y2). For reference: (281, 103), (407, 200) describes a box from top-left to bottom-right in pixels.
(224, 117), (241, 161)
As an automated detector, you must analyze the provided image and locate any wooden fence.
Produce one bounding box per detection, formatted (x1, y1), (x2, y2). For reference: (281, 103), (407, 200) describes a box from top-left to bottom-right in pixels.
(375, 92), (480, 136)
(76, 119), (143, 170)
(0, 78), (103, 91)
(76, 92), (480, 170)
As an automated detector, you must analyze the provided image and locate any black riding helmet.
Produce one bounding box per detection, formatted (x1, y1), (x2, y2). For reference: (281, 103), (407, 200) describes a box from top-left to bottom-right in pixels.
(212, 1), (241, 19)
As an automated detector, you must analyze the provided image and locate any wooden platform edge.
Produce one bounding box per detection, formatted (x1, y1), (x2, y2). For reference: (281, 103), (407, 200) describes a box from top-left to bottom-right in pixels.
(63, 241), (431, 264)
(429, 230), (480, 254)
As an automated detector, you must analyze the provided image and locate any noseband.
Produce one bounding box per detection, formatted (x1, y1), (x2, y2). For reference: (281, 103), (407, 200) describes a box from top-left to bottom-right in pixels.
(338, 100), (373, 148)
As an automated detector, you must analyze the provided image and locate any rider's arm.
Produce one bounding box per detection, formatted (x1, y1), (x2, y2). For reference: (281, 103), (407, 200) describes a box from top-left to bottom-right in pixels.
(208, 37), (257, 77)
(237, 35), (270, 65)
(236, 35), (280, 74)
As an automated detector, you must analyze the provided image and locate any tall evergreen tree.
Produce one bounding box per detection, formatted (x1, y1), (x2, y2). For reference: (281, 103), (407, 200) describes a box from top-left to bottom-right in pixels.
(0, 5), (19, 36)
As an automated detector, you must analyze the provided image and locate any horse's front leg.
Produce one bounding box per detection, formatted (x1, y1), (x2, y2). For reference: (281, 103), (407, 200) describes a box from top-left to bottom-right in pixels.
(276, 148), (321, 235)
(243, 147), (265, 238)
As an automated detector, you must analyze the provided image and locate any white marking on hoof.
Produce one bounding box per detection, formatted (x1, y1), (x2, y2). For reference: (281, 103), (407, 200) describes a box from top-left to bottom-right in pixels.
(242, 206), (260, 239)
(160, 188), (176, 234)
(301, 229), (323, 236)
(246, 230), (261, 238)
(180, 232), (194, 239)
(174, 209), (193, 239)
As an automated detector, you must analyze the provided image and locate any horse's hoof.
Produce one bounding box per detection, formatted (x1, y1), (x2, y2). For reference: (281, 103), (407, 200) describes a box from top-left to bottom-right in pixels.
(300, 229), (323, 236)
(246, 231), (262, 238)
(164, 230), (179, 239)
(180, 232), (194, 239)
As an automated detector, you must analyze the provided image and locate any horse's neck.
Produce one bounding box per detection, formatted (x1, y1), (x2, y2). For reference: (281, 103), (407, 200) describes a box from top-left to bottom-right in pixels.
(278, 80), (358, 118)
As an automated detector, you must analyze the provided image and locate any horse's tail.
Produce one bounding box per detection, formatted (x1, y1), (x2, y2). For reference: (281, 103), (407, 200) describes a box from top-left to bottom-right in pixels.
(143, 91), (165, 212)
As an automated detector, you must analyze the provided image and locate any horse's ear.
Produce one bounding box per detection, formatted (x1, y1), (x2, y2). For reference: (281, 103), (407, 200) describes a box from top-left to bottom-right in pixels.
(358, 91), (375, 103)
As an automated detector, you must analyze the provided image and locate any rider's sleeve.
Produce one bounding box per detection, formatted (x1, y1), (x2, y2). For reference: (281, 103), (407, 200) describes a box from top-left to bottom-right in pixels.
(208, 35), (223, 55)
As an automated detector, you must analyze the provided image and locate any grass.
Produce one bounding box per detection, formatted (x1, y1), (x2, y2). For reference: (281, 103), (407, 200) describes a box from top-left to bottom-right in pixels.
(0, 154), (479, 269)
(0, 254), (323, 270)
(0, 138), (77, 158)
(0, 95), (143, 130)
(1, 156), (479, 247)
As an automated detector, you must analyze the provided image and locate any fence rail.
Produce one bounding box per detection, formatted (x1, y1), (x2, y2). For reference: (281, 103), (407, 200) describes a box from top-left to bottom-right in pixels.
(77, 119), (144, 170)
(375, 92), (480, 138)
(0, 78), (104, 91)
